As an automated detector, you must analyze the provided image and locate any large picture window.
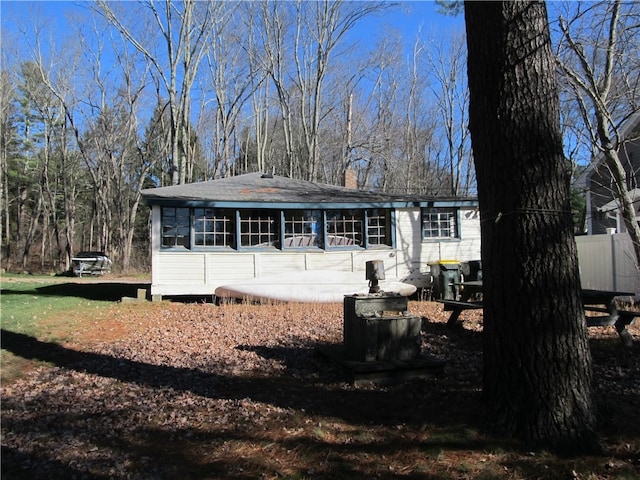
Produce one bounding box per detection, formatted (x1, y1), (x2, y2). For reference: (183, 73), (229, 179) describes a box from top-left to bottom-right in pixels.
(193, 208), (235, 248)
(422, 208), (458, 239)
(161, 207), (190, 248)
(284, 210), (322, 248)
(240, 210), (279, 248)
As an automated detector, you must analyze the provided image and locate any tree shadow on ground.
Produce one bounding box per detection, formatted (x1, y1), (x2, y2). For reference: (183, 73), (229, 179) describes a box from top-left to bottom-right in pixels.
(1, 445), (113, 480)
(1, 327), (508, 480)
(0, 328), (481, 428)
(3, 326), (639, 479)
(0, 282), (150, 301)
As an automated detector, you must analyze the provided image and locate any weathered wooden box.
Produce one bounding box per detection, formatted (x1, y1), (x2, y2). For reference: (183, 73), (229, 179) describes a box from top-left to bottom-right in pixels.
(343, 294), (421, 362)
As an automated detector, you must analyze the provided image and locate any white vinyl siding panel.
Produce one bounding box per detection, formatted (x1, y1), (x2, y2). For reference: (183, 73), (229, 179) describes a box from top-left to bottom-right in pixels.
(257, 254), (308, 276)
(206, 254), (255, 282)
(305, 252), (354, 272)
(155, 253), (206, 284)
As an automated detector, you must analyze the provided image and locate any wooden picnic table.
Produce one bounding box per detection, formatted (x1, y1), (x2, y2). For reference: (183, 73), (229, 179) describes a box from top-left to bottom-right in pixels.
(581, 289), (637, 347)
(437, 282), (638, 346)
(438, 281), (483, 327)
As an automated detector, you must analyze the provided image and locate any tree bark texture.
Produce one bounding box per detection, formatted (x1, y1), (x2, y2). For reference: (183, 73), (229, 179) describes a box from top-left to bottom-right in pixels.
(464, 1), (597, 451)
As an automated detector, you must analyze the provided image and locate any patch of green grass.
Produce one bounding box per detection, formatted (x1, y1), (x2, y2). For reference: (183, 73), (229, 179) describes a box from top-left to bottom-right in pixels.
(1, 277), (141, 382)
(1, 280), (111, 337)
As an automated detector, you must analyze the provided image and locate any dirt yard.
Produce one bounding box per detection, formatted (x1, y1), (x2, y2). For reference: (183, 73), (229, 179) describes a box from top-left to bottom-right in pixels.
(1, 290), (639, 479)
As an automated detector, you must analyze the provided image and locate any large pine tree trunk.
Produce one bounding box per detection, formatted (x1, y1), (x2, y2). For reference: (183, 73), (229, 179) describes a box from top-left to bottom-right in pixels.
(464, 1), (598, 452)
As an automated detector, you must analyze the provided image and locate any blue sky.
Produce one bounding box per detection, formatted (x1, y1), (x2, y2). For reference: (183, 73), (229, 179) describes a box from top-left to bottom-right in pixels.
(1, 1), (466, 54)
(361, 1), (464, 34)
(1, 0), (469, 165)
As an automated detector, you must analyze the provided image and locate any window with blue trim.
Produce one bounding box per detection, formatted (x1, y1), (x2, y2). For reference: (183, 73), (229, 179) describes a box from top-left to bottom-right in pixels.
(161, 207), (190, 248)
(193, 208), (235, 247)
(367, 209), (391, 246)
(160, 207), (393, 250)
(284, 210), (322, 248)
(326, 210), (363, 247)
(422, 208), (459, 239)
(239, 209), (279, 248)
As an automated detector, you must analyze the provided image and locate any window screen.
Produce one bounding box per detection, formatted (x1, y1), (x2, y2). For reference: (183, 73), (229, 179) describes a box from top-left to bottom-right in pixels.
(161, 207), (190, 248)
(283, 210), (322, 248)
(422, 208), (458, 239)
(239, 210), (279, 247)
(193, 208), (234, 247)
(326, 210), (363, 247)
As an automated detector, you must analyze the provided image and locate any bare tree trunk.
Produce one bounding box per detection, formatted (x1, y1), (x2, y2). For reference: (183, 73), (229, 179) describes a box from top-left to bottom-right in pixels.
(41, 122), (64, 270)
(256, 0), (296, 177)
(204, 4), (256, 179)
(253, 80), (270, 173)
(21, 192), (42, 271)
(0, 71), (12, 270)
(465, 0), (597, 452)
(61, 136), (75, 271)
(0, 152), (8, 268)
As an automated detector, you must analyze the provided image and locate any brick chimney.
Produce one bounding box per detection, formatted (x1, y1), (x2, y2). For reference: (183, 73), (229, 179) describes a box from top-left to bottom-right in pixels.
(344, 168), (358, 189)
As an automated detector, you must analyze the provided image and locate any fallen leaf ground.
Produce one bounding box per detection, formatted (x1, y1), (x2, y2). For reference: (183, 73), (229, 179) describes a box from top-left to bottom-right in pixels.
(1, 282), (639, 479)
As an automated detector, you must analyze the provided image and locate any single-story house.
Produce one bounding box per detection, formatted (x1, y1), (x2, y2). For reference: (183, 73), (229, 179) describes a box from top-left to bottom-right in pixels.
(575, 111), (640, 235)
(141, 172), (481, 298)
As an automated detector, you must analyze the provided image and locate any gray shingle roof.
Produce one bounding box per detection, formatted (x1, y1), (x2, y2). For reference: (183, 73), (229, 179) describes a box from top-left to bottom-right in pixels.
(143, 172), (402, 205)
(141, 172), (477, 208)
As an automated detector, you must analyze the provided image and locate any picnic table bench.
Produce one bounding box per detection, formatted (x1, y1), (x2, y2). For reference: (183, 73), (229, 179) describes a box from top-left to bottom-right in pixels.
(436, 283), (639, 346)
(437, 299), (483, 327)
(435, 281), (484, 327)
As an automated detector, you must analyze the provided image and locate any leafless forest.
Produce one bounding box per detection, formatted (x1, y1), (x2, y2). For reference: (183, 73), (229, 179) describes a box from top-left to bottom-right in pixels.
(1, 1), (637, 274)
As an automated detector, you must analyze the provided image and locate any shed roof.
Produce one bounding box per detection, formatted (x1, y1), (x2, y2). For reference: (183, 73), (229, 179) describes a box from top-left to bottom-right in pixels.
(142, 172), (477, 209)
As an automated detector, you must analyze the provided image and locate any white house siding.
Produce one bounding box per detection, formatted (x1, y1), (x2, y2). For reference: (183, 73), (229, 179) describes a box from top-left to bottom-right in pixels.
(394, 208), (428, 284)
(151, 251), (400, 296)
(295, 252), (350, 272)
(455, 208), (482, 261)
(395, 208), (482, 282)
(154, 253), (207, 285)
(207, 253), (256, 281)
(149, 205), (482, 297)
(252, 253), (309, 277)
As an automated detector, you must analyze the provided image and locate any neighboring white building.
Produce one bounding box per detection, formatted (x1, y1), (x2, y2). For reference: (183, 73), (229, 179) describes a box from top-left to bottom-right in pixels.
(141, 172), (481, 298)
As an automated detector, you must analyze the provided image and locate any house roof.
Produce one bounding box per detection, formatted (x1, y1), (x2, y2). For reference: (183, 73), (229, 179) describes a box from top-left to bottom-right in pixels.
(575, 111), (640, 190)
(597, 187), (640, 213)
(141, 172), (477, 209)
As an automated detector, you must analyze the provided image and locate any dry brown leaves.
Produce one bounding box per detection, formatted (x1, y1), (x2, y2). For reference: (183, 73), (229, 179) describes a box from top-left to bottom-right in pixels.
(2, 300), (639, 480)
